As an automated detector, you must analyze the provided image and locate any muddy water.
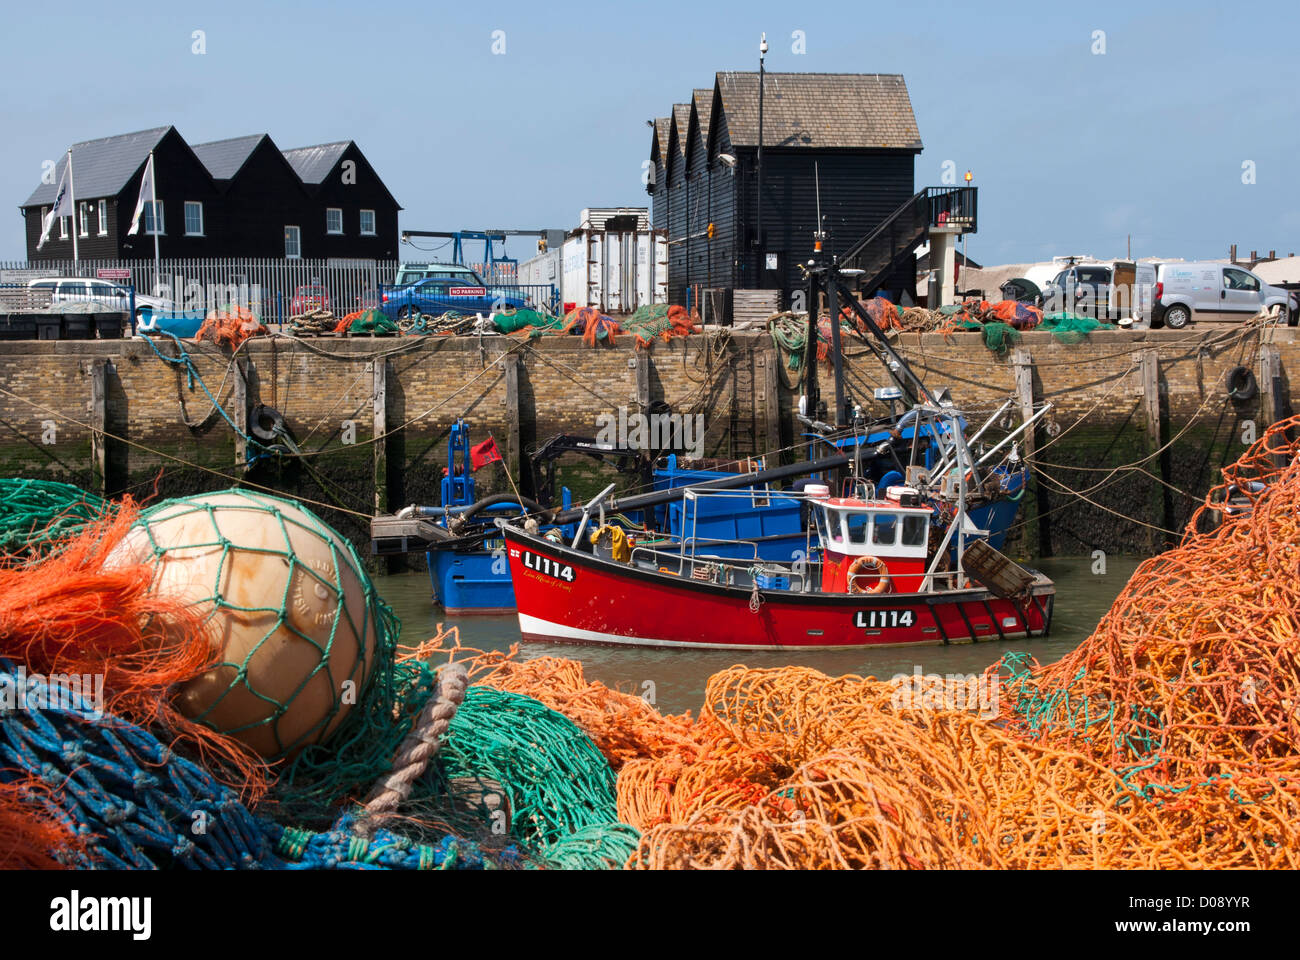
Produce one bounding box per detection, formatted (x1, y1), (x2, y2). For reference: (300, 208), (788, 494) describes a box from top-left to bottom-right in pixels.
(377, 555), (1140, 715)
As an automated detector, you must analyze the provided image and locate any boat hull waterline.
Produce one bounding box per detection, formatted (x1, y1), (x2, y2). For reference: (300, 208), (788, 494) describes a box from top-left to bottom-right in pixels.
(504, 528), (1054, 650)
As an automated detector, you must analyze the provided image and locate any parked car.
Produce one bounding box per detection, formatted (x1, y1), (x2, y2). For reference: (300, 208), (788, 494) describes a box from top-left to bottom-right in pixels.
(1153, 262), (1294, 329)
(289, 285), (331, 315)
(380, 277), (527, 320)
(394, 262), (488, 286)
(26, 277), (169, 322)
(1039, 261), (1155, 320)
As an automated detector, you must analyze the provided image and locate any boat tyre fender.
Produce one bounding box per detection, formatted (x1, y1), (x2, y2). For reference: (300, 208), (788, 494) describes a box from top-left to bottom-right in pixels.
(847, 556), (891, 594)
(1226, 366), (1258, 402)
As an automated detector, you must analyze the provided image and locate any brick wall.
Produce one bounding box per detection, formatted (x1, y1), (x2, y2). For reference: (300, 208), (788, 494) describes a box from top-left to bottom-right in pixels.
(0, 325), (1290, 558)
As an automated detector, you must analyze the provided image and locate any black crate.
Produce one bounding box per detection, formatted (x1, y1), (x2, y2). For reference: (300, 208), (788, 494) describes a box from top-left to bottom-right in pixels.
(63, 315), (94, 340)
(35, 315), (61, 340)
(95, 312), (126, 339)
(0, 315), (37, 340)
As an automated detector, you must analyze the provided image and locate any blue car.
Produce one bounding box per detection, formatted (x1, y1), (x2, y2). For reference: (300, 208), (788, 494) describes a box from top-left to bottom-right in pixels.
(380, 276), (527, 321)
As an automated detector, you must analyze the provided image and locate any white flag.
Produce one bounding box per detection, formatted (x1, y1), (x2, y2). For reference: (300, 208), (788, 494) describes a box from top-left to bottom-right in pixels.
(36, 156), (73, 251)
(128, 153), (155, 236)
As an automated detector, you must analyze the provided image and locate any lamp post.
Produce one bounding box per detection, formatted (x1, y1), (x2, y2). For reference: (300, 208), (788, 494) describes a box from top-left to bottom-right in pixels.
(961, 169), (973, 294)
(756, 32), (767, 287)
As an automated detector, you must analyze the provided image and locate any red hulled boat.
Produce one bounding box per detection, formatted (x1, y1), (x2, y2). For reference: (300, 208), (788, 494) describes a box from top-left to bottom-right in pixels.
(505, 488), (1054, 650)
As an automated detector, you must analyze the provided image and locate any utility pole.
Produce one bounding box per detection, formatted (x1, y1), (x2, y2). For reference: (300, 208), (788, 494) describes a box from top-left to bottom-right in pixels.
(756, 32), (767, 288)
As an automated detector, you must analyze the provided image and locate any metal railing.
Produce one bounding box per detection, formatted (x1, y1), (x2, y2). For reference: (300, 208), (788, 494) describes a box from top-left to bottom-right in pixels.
(839, 186), (978, 294)
(0, 257), (398, 326)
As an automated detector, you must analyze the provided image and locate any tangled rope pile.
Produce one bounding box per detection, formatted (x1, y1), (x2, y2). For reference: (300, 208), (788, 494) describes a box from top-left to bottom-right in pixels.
(288, 308), (337, 335)
(194, 305), (265, 349)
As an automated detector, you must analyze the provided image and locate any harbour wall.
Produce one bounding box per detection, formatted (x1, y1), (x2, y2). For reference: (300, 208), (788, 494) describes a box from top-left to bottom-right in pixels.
(0, 325), (1289, 563)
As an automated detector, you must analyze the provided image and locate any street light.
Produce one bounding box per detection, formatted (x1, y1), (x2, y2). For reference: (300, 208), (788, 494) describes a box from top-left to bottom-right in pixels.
(961, 170), (973, 293)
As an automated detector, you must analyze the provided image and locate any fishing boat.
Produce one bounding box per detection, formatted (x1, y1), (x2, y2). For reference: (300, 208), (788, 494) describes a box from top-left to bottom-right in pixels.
(502, 455), (1054, 650)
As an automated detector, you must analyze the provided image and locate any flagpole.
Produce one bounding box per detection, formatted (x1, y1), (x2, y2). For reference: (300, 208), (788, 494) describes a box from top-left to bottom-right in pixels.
(149, 152), (160, 296)
(66, 149), (79, 264)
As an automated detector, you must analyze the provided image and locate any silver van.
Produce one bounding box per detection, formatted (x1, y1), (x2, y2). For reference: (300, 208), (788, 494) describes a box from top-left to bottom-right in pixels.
(1153, 262), (1292, 328)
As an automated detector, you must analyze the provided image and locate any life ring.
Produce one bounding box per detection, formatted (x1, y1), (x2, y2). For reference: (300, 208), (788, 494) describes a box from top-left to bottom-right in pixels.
(847, 555), (891, 594)
(1226, 366), (1258, 402)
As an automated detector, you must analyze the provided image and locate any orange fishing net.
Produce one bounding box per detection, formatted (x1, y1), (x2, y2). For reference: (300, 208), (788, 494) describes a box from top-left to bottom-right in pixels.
(195, 305), (266, 349)
(408, 418), (1300, 868)
(0, 779), (84, 869)
(0, 501), (272, 798)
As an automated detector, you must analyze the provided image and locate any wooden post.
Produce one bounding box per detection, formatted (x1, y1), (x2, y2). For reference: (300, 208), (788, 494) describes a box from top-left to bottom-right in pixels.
(1138, 349), (1172, 549)
(635, 351), (650, 413)
(1011, 347), (1050, 558)
(89, 359), (108, 496)
(504, 352), (521, 484)
(762, 347), (781, 460)
(233, 356), (250, 468)
(372, 359), (388, 515)
(1259, 342), (1285, 467)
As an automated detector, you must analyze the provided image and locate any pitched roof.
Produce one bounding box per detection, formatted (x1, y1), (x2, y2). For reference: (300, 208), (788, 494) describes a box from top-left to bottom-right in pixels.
(670, 104), (691, 154)
(652, 117), (670, 160)
(281, 141), (351, 183)
(692, 88), (713, 145)
(23, 126), (171, 206)
(191, 133), (266, 180)
(714, 72), (921, 150)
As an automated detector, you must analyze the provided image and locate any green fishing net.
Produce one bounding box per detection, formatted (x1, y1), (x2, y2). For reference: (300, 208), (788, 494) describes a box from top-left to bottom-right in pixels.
(0, 478), (110, 555)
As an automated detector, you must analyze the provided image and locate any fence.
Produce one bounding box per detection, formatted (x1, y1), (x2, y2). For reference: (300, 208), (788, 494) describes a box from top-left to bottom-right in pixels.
(0, 258), (398, 326)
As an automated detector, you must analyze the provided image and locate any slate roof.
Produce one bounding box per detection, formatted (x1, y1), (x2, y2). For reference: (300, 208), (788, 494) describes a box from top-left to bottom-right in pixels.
(281, 141), (351, 183)
(714, 72), (921, 150)
(670, 104), (690, 154)
(191, 133), (266, 180)
(23, 126), (171, 206)
(652, 117), (670, 160)
(692, 88), (713, 146)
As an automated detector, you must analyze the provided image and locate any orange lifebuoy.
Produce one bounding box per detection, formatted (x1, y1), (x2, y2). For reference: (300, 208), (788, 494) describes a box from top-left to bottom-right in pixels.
(847, 555), (891, 594)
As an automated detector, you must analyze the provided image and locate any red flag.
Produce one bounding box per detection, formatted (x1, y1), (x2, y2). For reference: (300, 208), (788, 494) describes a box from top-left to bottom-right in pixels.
(470, 436), (502, 471)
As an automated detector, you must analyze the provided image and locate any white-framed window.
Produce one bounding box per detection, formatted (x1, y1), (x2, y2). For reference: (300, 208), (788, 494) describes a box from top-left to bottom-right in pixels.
(184, 201), (204, 236)
(359, 209), (376, 236)
(326, 208), (343, 235)
(59, 215), (69, 239)
(284, 225), (301, 259)
(40, 206), (50, 235)
(143, 200), (165, 235)
(97, 199), (108, 236)
(78, 201), (89, 237)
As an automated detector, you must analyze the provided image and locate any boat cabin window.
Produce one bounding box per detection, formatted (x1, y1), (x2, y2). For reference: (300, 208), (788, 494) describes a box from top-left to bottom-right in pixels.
(846, 513), (869, 544)
(902, 515), (929, 547)
(872, 513), (898, 546)
(818, 509), (843, 545)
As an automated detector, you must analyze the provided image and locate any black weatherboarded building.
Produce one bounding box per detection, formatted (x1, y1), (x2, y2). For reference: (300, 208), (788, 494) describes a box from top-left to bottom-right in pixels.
(649, 72), (924, 308)
(21, 126), (400, 261)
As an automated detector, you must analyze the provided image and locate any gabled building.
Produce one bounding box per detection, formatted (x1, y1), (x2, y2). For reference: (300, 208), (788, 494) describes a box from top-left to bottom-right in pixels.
(648, 72), (925, 307)
(20, 126), (400, 261)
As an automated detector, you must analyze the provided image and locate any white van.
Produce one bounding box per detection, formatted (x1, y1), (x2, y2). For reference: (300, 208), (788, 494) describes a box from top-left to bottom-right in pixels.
(1153, 262), (1293, 328)
(1039, 260), (1155, 321)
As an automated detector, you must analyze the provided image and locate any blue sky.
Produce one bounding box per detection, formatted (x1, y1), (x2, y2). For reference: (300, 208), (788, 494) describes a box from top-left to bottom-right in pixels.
(3, 0), (1296, 265)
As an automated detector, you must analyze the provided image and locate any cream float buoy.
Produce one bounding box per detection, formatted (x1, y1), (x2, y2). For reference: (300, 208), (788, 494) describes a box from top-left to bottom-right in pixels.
(106, 489), (378, 759)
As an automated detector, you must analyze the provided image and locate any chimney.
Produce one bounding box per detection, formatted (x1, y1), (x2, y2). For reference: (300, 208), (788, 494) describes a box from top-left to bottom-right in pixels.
(1250, 250), (1257, 262)
(1229, 244), (1237, 263)
(1269, 250), (1276, 260)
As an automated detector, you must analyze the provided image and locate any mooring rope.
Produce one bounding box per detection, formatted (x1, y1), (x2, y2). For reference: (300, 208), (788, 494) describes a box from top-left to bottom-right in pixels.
(359, 661), (469, 834)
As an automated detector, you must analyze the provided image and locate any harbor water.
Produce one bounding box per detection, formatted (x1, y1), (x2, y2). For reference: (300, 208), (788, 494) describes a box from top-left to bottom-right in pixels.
(380, 554), (1141, 714)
